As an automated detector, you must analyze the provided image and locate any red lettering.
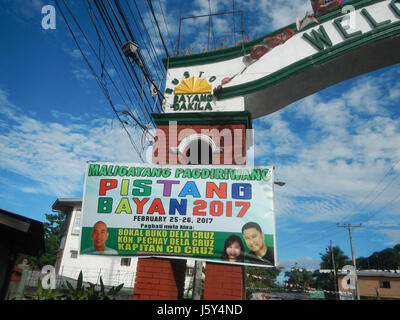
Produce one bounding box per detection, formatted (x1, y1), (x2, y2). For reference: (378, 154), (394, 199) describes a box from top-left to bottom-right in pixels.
(193, 200), (207, 216)
(236, 202), (250, 217)
(132, 198), (149, 214)
(210, 201), (223, 216)
(205, 182), (227, 199)
(99, 179), (117, 195)
(147, 198), (165, 215)
(226, 201), (232, 217)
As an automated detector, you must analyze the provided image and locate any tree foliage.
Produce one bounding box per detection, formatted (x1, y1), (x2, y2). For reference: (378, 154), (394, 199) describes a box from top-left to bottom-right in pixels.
(320, 245), (351, 270)
(311, 270), (335, 291)
(313, 245), (350, 291)
(17, 211), (66, 269)
(284, 245), (351, 292)
(285, 267), (313, 288)
(246, 266), (281, 298)
(356, 243), (400, 270)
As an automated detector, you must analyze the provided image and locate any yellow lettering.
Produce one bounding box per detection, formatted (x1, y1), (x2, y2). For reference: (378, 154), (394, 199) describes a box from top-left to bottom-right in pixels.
(115, 198), (132, 214)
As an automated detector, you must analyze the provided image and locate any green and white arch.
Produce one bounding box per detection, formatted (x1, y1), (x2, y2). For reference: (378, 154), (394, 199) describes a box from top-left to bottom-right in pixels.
(162, 0), (400, 119)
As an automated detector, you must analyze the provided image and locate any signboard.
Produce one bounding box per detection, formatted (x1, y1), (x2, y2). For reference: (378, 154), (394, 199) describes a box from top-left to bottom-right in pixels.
(339, 292), (355, 300)
(80, 161), (276, 267)
(163, 70), (245, 113)
(307, 290), (326, 299)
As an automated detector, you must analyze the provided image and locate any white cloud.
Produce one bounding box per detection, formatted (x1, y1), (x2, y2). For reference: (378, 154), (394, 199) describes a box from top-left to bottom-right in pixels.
(64, 48), (90, 60)
(254, 67), (400, 223)
(379, 229), (400, 245)
(2, 0), (45, 19)
(364, 220), (399, 228)
(251, 0), (311, 33)
(279, 256), (321, 270)
(72, 68), (95, 81)
(107, 67), (117, 78)
(170, 0), (313, 54)
(50, 110), (84, 122)
(0, 90), (144, 197)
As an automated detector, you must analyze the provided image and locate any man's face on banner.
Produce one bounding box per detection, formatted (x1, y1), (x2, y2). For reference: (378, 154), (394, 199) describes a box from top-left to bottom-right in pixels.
(91, 222), (109, 251)
(243, 227), (265, 253)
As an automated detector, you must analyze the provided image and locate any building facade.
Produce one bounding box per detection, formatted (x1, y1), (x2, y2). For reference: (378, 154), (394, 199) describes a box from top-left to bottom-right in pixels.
(53, 198), (137, 288)
(338, 270), (400, 300)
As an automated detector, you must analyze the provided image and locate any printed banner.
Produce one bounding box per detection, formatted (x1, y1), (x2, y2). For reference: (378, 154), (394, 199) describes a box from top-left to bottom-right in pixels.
(80, 162), (276, 267)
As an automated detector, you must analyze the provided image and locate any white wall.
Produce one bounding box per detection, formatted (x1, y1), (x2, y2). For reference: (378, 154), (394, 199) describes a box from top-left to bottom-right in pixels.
(57, 207), (138, 288)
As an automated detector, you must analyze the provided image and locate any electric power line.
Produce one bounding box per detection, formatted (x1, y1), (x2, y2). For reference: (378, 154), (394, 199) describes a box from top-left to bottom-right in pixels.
(56, 0), (146, 161)
(146, 0), (170, 58)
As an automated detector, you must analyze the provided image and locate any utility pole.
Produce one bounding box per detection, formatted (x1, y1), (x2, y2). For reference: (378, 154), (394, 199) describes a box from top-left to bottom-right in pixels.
(337, 223), (362, 300)
(192, 261), (203, 300)
(330, 240), (338, 300)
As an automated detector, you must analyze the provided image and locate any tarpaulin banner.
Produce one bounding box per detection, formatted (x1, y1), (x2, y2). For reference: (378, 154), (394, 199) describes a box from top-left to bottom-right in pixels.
(80, 162), (276, 267)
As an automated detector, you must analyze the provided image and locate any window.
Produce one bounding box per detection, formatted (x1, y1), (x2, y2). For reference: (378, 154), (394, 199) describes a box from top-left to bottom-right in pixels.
(59, 236), (66, 250)
(121, 258), (131, 266)
(70, 250), (78, 259)
(71, 210), (82, 235)
(380, 280), (391, 289)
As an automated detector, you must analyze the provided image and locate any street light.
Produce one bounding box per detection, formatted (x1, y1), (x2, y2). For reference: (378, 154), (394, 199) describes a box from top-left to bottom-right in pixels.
(121, 41), (139, 58)
(274, 181), (286, 187)
(122, 41), (143, 69)
(121, 41), (160, 98)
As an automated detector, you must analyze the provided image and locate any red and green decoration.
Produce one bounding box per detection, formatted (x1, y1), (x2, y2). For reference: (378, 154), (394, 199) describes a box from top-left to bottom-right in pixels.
(311, 0), (343, 17)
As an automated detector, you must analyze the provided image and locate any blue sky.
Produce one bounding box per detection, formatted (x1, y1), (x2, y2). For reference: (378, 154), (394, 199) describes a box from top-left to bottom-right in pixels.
(1, 0), (400, 272)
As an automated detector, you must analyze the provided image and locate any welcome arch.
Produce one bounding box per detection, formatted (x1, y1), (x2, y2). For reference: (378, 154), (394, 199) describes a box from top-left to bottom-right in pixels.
(162, 0), (400, 119)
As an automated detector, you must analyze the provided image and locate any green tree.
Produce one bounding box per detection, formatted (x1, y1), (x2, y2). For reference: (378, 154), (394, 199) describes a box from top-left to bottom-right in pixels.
(312, 270), (334, 291)
(246, 266), (280, 298)
(357, 244), (400, 270)
(375, 247), (400, 269)
(320, 245), (351, 270)
(312, 245), (351, 292)
(18, 211), (66, 269)
(41, 212), (66, 267)
(284, 266), (313, 289)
